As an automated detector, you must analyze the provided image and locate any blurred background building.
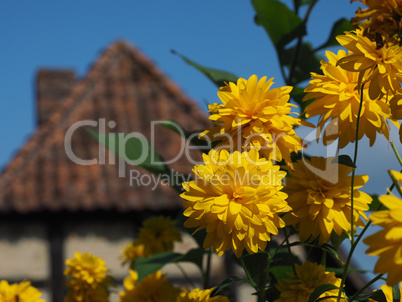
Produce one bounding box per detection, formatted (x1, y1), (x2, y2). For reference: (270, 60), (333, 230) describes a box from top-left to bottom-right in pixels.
(0, 41), (217, 302)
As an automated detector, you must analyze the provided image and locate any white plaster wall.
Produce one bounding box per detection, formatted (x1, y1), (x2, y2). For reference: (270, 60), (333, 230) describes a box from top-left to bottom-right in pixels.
(0, 222), (49, 280)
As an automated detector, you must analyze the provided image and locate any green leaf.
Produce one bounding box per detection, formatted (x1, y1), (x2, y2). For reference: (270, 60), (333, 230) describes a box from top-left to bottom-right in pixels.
(294, 0), (314, 8)
(320, 244), (342, 263)
(393, 284), (401, 301)
(178, 247), (205, 271)
(332, 154), (356, 168)
(330, 231), (349, 249)
(269, 265), (294, 280)
(369, 194), (388, 211)
(171, 50), (237, 87)
(279, 42), (322, 85)
(135, 248), (206, 282)
(214, 276), (246, 295)
(355, 290), (387, 302)
(135, 251), (181, 282)
(308, 284), (339, 302)
(318, 18), (354, 50)
(242, 251), (270, 286)
(326, 266), (367, 275)
(155, 120), (216, 152)
(252, 0), (305, 49)
(270, 248), (302, 267)
(86, 129), (168, 175)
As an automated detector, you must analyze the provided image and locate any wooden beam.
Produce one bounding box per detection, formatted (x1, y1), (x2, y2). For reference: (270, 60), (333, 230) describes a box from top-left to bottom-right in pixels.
(48, 220), (65, 302)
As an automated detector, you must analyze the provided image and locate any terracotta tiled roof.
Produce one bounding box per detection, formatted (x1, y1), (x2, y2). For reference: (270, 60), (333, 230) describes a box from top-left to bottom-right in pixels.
(0, 41), (209, 213)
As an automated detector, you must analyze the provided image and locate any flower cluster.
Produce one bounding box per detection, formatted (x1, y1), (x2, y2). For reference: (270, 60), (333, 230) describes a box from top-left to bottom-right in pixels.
(283, 157), (372, 245)
(364, 171), (402, 285)
(0, 280), (45, 302)
(177, 287), (229, 302)
(303, 49), (393, 148)
(351, 0), (402, 48)
(119, 216), (230, 302)
(336, 27), (402, 100)
(199, 75), (310, 168)
(118, 270), (229, 302)
(181, 149), (290, 258)
(121, 216), (182, 266)
(275, 261), (344, 302)
(119, 270), (180, 302)
(64, 252), (113, 302)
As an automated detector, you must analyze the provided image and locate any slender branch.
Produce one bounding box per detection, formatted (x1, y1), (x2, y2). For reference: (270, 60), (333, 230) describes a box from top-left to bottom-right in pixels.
(349, 273), (384, 301)
(284, 228), (296, 274)
(293, 0), (299, 15)
(388, 169), (402, 197)
(321, 250), (327, 266)
(287, 0), (318, 85)
(390, 141), (402, 168)
(240, 256), (257, 289)
(350, 84), (365, 244)
(334, 169), (401, 301)
(175, 263), (196, 288)
(337, 83), (365, 302)
(203, 248), (212, 289)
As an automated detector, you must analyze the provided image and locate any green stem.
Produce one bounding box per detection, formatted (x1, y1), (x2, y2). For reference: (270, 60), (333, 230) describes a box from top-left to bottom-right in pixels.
(349, 273), (384, 302)
(336, 210), (376, 302)
(287, 0), (318, 85)
(388, 169), (402, 197)
(203, 248), (212, 289)
(240, 255), (267, 302)
(258, 289), (267, 302)
(390, 141), (402, 168)
(284, 228), (296, 274)
(175, 263), (196, 288)
(321, 250), (327, 266)
(350, 84), (365, 246)
(335, 171), (399, 301)
(240, 256), (257, 289)
(337, 83), (365, 302)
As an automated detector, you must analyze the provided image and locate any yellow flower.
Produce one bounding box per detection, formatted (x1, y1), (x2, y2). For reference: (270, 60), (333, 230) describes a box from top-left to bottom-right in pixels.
(119, 270), (179, 302)
(275, 261), (344, 302)
(283, 157), (372, 245)
(64, 281), (109, 302)
(351, 0), (402, 47)
(364, 179), (402, 285)
(64, 252), (108, 287)
(0, 280), (45, 302)
(304, 49), (393, 149)
(336, 28), (402, 100)
(136, 216), (182, 256)
(199, 75), (309, 168)
(369, 283), (402, 302)
(389, 88), (402, 142)
(121, 241), (145, 265)
(391, 88), (402, 119)
(181, 149), (290, 258)
(177, 287), (229, 302)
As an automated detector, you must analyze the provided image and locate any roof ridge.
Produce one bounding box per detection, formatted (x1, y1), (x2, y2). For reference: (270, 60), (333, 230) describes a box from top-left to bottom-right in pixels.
(0, 40), (206, 196)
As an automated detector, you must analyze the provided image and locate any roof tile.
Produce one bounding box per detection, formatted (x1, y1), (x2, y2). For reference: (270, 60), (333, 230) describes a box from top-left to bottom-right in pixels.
(0, 41), (209, 213)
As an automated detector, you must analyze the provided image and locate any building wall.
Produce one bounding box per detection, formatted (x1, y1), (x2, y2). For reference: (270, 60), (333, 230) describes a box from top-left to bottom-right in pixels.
(0, 215), (231, 302)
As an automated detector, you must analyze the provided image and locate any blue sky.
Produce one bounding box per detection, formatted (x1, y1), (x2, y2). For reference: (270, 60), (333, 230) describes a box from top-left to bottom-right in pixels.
(0, 0), (398, 288)
(0, 0), (364, 170)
